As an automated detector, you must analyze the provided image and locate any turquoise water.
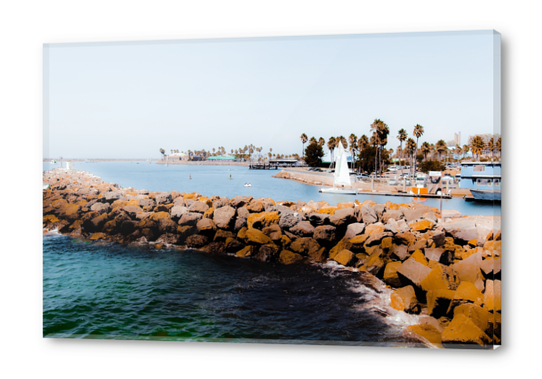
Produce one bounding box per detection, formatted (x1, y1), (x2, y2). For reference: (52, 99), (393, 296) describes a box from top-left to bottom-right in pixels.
(43, 234), (413, 345)
(43, 161), (500, 216)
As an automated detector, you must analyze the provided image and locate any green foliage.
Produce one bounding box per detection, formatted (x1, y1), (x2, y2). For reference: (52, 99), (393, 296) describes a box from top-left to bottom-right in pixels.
(304, 142), (324, 167)
(418, 159), (446, 173)
(357, 146), (391, 173)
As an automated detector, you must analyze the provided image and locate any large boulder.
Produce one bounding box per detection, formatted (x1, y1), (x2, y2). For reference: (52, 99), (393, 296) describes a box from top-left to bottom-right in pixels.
(104, 191), (124, 203)
(155, 192), (172, 205)
(178, 212), (203, 227)
(397, 259), (432, 288)
(279, 250), (303, 265)
(171, 206), (188, 220)
(289, 221), (315, 237)
(90, 202), (110, 214)
(188, 201), (210, 213)
(247, 211), (280, 229)
(329, 208), (356, 227)
(230, 195), (252, 208)
(313, 225), (337, 245)
(344, 223), (365, 240)
(213, 205), (237, 229)
(333, 249), (355, 266)
(279, 211), (304, 229)
(360, 205), (378, 224)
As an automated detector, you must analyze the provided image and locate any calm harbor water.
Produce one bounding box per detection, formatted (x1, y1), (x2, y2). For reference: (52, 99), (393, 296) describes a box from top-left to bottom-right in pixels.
(43, 161), (499, 344)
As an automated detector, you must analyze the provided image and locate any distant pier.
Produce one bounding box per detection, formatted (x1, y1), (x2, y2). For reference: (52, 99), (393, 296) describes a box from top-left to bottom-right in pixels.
(249, 164), (278, 170)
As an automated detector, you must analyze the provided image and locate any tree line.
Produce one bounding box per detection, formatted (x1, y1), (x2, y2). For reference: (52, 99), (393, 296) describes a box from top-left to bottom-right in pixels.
(301, 120), (502, 174)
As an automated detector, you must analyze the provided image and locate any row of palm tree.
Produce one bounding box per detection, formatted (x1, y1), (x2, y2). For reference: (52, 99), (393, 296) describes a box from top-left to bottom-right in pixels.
(299, 123), (501, 174)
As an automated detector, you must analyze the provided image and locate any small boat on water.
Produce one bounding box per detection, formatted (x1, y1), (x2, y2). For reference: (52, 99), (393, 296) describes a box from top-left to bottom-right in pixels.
(319, 143), (357, 195)
(470, 189), (501, 201)
(244, 183), (252, 187)
(50, 159), (56, 164)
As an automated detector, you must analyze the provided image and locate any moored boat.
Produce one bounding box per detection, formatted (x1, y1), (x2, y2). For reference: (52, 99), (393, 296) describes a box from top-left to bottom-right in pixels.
(470, 189), (501, 201)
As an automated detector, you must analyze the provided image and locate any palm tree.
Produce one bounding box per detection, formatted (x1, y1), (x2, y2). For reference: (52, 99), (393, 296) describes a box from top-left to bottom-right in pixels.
(470, 135), (486, 161)
(413, 124), (424, 173)
(300, 133), (308, 158)
(421, 142), (431, 161)
(159, 148), (165, 160)
(462, 144), (469, 159)
(377, 122), (389, 175)
(405, 138), (416, 176)
(337, 135), (347, 149)
(327, 136), (337, 165)
(487, 137), (495, 161)
(348, 133), (358, 170)
(397, 128), (407, 165)
(454, 146), (462, 161)
(435, 139), (447, 161)
(318, 137), (325, 147)
(357, 134), (369, 173)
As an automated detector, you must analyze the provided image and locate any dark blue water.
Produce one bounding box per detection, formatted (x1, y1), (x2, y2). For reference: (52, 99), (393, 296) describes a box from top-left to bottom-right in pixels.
(43, 234), (413, 345)
(43, 161), (499, 216)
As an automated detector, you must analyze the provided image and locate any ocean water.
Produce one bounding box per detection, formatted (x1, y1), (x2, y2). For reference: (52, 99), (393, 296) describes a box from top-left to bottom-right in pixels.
(43, 161), (500, 216)
(42, 161), (499, 345)
(43, 234), (417, 346)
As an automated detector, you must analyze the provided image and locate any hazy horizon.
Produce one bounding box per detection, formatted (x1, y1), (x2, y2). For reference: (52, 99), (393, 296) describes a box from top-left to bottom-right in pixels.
(44, 31), (500, 159)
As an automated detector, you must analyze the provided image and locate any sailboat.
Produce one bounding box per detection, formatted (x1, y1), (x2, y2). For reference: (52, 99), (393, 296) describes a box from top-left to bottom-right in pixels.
(319, 143), (357, 195)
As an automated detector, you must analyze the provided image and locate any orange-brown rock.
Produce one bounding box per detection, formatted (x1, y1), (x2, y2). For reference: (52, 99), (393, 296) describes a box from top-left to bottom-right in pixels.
(337, 202), (355, 209)
(408, 250), (428, 266)
(279, 250), (303, 265)
(333, 249), (355, 266)
(394, 231), (417, 246)
(441, 313), (491, 347)
(409, 220), (434, 232)
(90, 232), (107, 240)
(397, 258), (431, 287)
(453, 303), (493, 336)
(245, 228), (272, 245)
(318, 206), (337, 215)
(384, 261), (403, 287)
(290, 237), (321, 257)
(483, 280), (501, 312)
(390, 285), (416, 311)
(262, 224), (282, 241)
(421, 264), (458, 292)
(453, 282), (484, 307)
(329, 237), (353, 260)
(247, 211), (280, 229)
(426, 289), (455, 318)
(236, 245), (255, 258)
(405, 324), (443, 347)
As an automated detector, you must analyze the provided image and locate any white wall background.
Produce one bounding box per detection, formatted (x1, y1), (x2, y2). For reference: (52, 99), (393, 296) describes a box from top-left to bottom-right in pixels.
(0, 1), (538, 378)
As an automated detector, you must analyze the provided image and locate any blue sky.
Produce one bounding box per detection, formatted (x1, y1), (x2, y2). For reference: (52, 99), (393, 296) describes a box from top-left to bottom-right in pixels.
(44, 31), (499, 158)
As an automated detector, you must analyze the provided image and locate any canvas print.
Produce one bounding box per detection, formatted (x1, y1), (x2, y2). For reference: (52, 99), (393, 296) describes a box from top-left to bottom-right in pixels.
(43, 31), (501, 349)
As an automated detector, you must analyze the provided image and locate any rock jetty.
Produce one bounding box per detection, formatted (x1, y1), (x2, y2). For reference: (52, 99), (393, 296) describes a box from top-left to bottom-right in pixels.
(43, 168), (501, 348)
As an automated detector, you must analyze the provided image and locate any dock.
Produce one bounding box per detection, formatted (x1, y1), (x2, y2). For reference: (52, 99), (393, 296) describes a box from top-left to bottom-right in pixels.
(357, 190), (452, 199)
(249, 164), (278, 170)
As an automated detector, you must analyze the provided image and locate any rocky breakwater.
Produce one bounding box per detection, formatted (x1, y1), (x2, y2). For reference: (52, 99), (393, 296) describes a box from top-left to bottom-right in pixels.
(43, 168), (501, 348)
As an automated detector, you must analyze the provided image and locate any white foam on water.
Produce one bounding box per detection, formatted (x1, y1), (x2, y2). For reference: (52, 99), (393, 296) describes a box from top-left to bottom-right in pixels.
(313, 260), (422, 331)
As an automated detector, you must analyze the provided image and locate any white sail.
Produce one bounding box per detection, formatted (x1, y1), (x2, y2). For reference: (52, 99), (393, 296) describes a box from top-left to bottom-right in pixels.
(334, 143), (351, 187)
